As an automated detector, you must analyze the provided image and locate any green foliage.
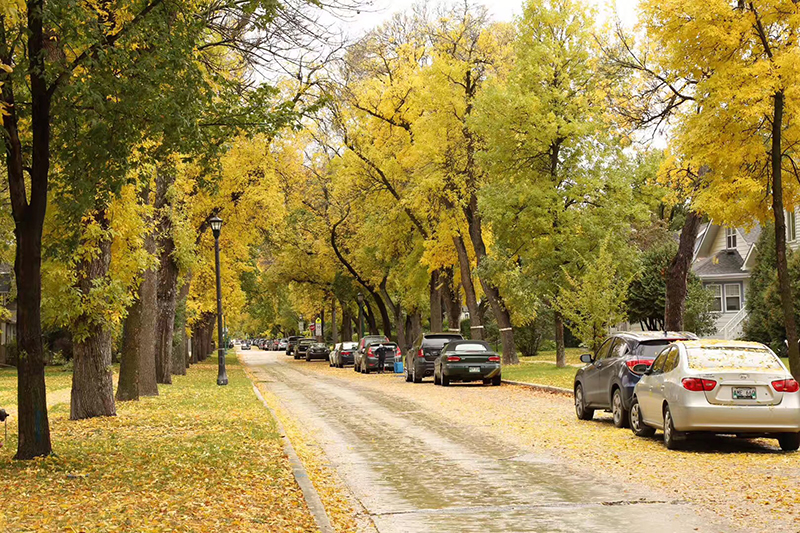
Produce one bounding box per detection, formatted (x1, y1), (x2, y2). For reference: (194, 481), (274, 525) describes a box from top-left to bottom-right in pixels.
(556, 240), (631, 352)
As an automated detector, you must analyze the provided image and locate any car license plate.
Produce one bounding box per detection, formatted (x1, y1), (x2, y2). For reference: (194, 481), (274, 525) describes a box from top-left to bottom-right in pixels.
(732, 387), (757, 400)
(469, 367), (480, 373)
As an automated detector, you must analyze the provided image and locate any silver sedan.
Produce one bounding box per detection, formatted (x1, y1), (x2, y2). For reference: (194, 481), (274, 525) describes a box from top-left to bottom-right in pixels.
(630, 340), (800, 451)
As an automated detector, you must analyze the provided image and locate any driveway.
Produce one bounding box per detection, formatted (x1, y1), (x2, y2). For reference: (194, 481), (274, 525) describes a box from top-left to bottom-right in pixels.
(242, 349), (737, 533)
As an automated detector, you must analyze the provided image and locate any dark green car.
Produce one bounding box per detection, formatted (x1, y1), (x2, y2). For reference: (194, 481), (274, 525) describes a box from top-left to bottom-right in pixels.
(433, 340), (501, 386)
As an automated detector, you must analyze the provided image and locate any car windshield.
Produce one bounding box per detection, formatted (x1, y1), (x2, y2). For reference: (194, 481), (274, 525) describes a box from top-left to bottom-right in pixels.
(636, 340), (673, 357)
(299, 339), (314, 345)
(686, 346), (783, 371)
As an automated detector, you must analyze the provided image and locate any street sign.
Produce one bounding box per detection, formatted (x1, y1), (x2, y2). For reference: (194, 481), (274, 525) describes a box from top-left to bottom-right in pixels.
(315, 318), (322, 337)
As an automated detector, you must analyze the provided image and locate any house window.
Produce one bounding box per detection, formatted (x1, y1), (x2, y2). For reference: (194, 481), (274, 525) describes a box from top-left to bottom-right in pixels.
(725, 284), (742, 312)
(726, 228), (737, 249)
(709, 284), (722, 312)
(788, 211), (797, 242)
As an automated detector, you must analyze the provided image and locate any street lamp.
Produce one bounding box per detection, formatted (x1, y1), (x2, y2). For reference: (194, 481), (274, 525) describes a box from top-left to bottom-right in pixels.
(357, 292), (364, 340)
(210, 215), (228, 386)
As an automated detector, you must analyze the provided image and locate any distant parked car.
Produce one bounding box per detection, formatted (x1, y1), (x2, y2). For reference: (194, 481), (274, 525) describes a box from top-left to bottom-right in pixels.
(330, 342), (358, 368)
(294, 338), (315, 360)
(306, 342), (330, 361)
(433, 340), (501, 386)
(405, 332), (464, 383)
(286, 336), (301, 356)
(630, 340), (800, 451)
(358, 341), (398, 373)
(278, 339), (288, 351)
(354, 335), (389, 373)
(573, 331), (698, 428)
(241, 340), (251, 350)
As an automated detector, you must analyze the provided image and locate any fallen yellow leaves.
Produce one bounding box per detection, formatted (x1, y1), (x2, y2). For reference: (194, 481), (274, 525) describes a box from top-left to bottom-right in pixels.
(0, 356), (319, 532)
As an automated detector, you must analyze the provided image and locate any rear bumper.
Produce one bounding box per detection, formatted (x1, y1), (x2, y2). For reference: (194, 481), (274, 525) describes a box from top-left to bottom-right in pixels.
(307, 351), (329, 360)
(443, 363), (501, 381)
(367, 356), (396, 369)
(671, 394), (800, 432)
(340, 355), (354, 364)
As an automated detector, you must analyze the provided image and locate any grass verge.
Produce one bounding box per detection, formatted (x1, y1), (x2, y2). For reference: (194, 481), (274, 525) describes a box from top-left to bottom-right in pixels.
(0, 355), (316, 533)
(518, 348), (586, 366)
(503, 362), (578, 389)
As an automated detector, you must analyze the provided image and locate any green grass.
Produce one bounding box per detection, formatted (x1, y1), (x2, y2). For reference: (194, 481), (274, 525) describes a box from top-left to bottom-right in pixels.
(0, 354), (316, 532)
(503, 362), (578, 389)
(518, 347), (586, 366)
(0, 364), (76, 407)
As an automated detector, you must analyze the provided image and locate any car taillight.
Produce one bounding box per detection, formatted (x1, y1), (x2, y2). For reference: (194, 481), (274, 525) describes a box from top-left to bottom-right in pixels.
(417, 349), (425, 358)
(342, 351), (351, 356)
(682, 377), (717, 391)
(488, 356), (500, 362)
(625, 359), (654, 374)
(447, 355), (461, 362)
(772, 379), (800, 392)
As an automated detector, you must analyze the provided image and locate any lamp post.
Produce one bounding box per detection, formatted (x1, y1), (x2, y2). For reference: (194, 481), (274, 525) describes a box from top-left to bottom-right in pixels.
(210, 216), (228, 386)
(357, 292), (364, 340)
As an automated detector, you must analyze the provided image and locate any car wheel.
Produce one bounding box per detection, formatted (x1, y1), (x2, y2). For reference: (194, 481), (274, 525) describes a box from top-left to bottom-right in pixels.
(778, 433), (800, 452)
(364, 363), (370, 374)
(574, 383), (594, 420)
(491, 374), (501, 386)
(412, 363), (422, 383)
(434, 371), (440, 385)
(483, 378), (491, 385)
(663, 405), (683, 450)
(441, 374), (450, 386)
(405, 362), (412, 382)
(612, 389), (629, 429)
(306, 355), (311, 362)
(629, 396), (655, 437)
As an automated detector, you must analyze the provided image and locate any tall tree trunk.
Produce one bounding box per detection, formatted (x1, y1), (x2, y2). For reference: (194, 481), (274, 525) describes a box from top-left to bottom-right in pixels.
(465, 196), (518, 364)
(117, 302), (141, 402)
(171, 281), (189, 376)
(454, 234), (482, 339)
(664, 211), (702, 330)
(2, 4), (52, 459)
(364, 299), (379, 335)
(332, 299), (338, 344)
(771, 91), (800, 378)
(407, 311), (422, 351)
(154, 167), (179, 384)
(429, 270), (443, 332)
(340, 304), (353, 342)
(554, 311), (566, 369)
(71, 212), (116, 420)
(441, 266), (462, 332)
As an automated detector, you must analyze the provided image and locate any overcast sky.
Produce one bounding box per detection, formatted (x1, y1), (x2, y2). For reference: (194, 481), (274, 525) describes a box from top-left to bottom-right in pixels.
(336, 0), (640, 37)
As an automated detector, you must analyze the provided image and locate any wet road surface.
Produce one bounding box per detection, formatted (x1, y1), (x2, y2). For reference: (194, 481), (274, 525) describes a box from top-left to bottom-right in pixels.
(243, 349), (735, 533)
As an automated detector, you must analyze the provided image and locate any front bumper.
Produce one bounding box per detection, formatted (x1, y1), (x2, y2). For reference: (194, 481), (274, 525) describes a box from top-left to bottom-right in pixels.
(443, 363), (501, 381)
(671, 393), (800, 432)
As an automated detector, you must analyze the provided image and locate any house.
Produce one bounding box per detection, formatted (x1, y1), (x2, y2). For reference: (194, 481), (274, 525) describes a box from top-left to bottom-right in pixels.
(691, 211), (799, 339)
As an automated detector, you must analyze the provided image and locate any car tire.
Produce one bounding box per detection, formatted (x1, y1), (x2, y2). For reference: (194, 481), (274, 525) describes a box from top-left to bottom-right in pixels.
(306, 355), (311, 362)
(441, 374), (450, 386)
(663, 405), (683, 450)
(491, 374), (501, 386)
(482, 378), (491, 385)
(612, 389), (629, 429)
(778, 433), (800, 452)
(434, 372), (440, 385)
(412, 363), (422, 383)
(405, 363), (412, 382)
(629, 396), (655, 437)
(574, 383), (594, 420)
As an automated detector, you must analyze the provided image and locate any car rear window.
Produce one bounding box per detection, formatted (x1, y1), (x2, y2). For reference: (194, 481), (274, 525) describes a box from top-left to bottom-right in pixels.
(636, 340), (673, 357)
(686, 346), (784, 371)
(341, 342), (358, 350)
(449, 343), (489, 352)
(424, 336), (463, 348)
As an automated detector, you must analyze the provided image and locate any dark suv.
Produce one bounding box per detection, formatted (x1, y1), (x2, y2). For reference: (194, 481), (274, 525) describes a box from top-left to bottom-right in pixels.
(285, 336), (301, 356)
(574, 331), (698, 428)
(294, 338), (315, 360)
(405, 332), (463, 383)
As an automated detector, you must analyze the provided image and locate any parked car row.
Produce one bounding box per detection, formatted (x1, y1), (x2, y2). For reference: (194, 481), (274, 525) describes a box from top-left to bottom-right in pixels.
(574, 333), (800, 452)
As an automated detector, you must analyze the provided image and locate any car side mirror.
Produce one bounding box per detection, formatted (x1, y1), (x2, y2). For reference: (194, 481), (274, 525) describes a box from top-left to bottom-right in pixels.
(580, 354), (593, 364)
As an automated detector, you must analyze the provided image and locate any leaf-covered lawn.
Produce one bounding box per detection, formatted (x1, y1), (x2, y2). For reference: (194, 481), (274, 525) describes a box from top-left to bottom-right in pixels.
(503, 362), (578, 389)
(518, 347), (586, 366)
(0, 355), (316, 532)
(0, 365), (76, 408)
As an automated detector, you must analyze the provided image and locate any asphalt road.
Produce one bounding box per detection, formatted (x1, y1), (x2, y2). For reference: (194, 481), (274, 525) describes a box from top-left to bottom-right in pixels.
(242, 348), (735, 533)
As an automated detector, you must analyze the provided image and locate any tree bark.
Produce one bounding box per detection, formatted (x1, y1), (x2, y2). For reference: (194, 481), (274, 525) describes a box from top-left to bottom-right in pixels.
(332, 299), (338, 344)
(770, 91), (800, 378)
(117, 302), (141, 402)
(340, 304), (353, 342)
(171, 281), (189, 376)
(454, 234), (482, 339)
(664, 211), (702, 330)
(154, 167), (179, 384)
(2, 4), (52, 459)
(429, 270), (443, 332)
(441, 266), (462, 332)
(363, 299), (379, 335)
(554, 311), (566, 368)
(71, 211), (116, 420)
(465, 196), (518, 364)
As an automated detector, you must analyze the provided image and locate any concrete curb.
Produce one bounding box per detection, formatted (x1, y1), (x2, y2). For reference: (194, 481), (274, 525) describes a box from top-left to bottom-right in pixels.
(502, 379), (572, 397)
(251, 383), (334, 533)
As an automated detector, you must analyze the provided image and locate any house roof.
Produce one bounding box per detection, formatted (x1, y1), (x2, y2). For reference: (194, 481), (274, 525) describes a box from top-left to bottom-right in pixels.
(692, 249), (745, 277)
(740, 224), (762, 245)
